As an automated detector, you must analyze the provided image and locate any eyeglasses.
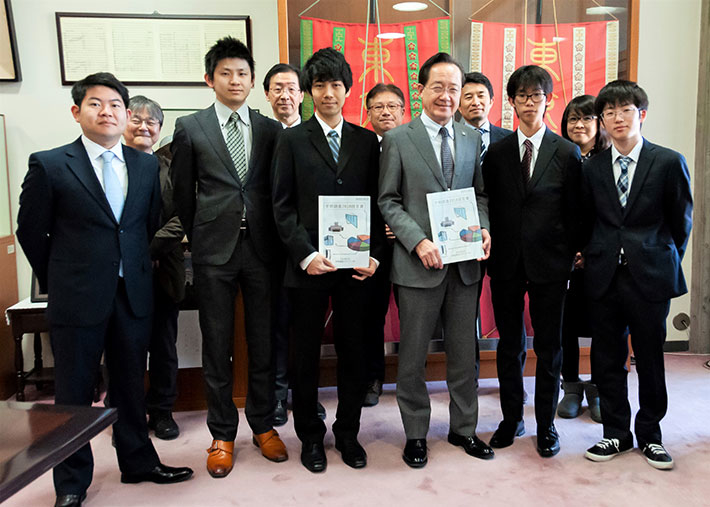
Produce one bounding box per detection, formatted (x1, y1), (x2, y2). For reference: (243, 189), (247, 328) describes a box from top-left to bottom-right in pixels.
(601, 106), (639, 121)
(567, 115), (597, 124)
(270, 86), (300, 95)
(129, 116), (159, 128)
(426, 85), (461, 96)
(368, 103), (404, 113)
(514, 91), (547, 103)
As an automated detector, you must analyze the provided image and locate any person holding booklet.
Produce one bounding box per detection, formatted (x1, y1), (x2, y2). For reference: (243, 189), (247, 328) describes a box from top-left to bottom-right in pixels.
(378, 52), (492, 469)
(272, 47), (384, 473)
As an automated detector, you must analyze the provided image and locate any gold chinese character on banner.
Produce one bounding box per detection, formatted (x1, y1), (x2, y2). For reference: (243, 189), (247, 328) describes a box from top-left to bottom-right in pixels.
(358, 37), (395, 83)
(528, 38), (560, 81)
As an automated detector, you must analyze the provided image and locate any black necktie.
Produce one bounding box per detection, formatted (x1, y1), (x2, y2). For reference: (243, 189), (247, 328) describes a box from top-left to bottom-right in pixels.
(521, 139), (533, 185)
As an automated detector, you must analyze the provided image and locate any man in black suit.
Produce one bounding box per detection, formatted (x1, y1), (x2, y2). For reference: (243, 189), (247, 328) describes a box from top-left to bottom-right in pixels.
(272, 47), (383, 473)
(482, 65), (582, 458)
(171, 37), (287, 477)
(17, 72), (192, 507)
(123, 95), (184, 440)
(458, 71), (512, 151)
(582, 80), (692, 470)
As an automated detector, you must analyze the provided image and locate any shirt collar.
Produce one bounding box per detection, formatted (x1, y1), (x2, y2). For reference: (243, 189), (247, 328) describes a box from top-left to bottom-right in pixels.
(517, 124), (546, 151)
(465, 119), (490, 133)
(611, 138), (644, 164)
(214, 100), (251, 128)
(314, 112), (344, 138)
(81, 134), (124, 162)
(282, 116), (302, 129)
(421, 110), (454, 140)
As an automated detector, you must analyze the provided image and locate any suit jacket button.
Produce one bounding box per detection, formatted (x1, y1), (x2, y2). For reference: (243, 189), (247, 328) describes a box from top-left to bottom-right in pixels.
(337, 178), (343, 185)
(112, 262), (118, 266)
(119, 229), (124, 234)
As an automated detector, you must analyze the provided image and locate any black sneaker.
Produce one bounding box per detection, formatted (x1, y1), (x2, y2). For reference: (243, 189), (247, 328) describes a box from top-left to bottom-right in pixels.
(642, 443), (674, 470)
(148, 412), (180, 440)
(584, 437), (633, 462)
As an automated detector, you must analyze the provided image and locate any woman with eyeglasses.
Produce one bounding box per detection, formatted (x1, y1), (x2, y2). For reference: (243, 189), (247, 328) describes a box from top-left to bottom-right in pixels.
(557, 94), (610, 423)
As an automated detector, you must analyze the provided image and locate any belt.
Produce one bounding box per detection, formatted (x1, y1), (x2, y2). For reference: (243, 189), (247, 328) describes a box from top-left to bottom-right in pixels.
(240, 217), (248, 231)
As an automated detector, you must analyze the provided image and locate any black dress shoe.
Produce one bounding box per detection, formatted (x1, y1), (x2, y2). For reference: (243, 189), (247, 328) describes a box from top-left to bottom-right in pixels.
(301, 442), (327, 473)
(121, 463), (194, 484)
(363, 379), (383, 407)
(148, 411), (180, 440)
(537, 426), (560, 457)
(335, 437), (367, 468)
(55, 493), (86, 507)
(274, 399), (288, 427)
(402, 439), (428, 468)
(489, 420), (525, 449)
(317, 402), (326, 420)
(448, 433), (495, 460)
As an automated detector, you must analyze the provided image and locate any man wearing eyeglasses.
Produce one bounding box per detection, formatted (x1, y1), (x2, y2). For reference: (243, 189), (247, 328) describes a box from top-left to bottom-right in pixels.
(482, 65), (583, 458)
(264, 63), (304, 128)
(458, 72), (512, 157)
(366, 83), (405, 143)
(123, 96), (184, 441)
(582, 80), (692, 470)
(379, 53), (493, 468)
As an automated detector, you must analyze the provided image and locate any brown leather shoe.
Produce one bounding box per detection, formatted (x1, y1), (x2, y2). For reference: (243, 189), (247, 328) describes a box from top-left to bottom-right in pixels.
(206, 440), (234, 478)
(252, 429), (288, 462)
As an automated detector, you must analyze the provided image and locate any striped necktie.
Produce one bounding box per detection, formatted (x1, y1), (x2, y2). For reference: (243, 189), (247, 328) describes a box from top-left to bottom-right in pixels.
(476, 126), (488, 156)
(327, 130), (340, 164)
(440, 127), (454, 188)
(226, 111), (248, 182)
(617, 156), (632, 207)
(521, 139), (533, 185)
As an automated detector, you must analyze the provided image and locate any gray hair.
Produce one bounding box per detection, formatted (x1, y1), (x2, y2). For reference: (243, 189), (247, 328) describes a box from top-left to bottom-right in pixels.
(128, 95), (164, 126)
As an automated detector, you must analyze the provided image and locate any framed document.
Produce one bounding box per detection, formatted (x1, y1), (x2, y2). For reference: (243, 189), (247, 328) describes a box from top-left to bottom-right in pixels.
(426, 187), (483, 265)
(55, 12), (251, 85)
(318, 195), (370, 269)
(0, 0), (21, 81)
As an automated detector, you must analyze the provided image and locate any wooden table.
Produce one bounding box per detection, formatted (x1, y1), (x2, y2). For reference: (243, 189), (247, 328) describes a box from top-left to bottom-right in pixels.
(0, 401), (117, 503)
(5, 298), (51, 401)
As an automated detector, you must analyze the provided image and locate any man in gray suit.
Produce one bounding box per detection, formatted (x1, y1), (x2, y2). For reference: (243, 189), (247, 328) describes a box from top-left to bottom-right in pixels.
(171, 37), (287, 477)
(378, 53), (493, 468)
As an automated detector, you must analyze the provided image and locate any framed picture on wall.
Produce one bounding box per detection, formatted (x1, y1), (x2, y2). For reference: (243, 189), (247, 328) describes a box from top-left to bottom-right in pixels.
(56, 12), (251, 85)
(0, 0), (22, 81)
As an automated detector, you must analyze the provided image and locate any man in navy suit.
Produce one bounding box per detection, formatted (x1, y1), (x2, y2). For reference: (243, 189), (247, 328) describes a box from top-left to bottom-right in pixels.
(482, 65), (583, 458)
(171, 37), (287, 477)
(17, 72), (192, 507)
(458, 72), (512, 153)
(582, 80), (692, 470)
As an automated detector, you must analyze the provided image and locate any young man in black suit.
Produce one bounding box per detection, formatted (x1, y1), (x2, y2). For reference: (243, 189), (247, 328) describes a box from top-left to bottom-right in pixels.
(458, 71), (512, 153)
(272, 47), (383, 473)
(17, 72), (192, 507)
(583, 80), (692, 470)
(482, 65), (583, 458)
(171, 37), (287, 477)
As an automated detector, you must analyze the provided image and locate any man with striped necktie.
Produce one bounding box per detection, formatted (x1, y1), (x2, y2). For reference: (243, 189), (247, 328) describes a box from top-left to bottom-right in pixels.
(171, 37), (287, 478)
(458, 72), (511, 158)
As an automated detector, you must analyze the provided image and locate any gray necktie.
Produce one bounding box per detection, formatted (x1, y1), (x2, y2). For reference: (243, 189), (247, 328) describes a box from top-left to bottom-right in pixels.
(440, 127), (454, 188)
(226, 111), (248, 182)
(617, 156), (632, 207)
(327, 130), (340, 164)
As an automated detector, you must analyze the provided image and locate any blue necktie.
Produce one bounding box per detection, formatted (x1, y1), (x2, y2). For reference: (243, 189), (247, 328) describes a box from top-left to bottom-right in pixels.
(440, 127), (454, 188)
(327, 130), (340, 164)
(476, 126), (488, 156)
(617, 156), (632, 207)
(101, 151), (124, 276)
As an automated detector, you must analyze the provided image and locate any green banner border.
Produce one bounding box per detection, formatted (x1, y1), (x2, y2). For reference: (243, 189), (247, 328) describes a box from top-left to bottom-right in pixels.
(300, 19), (314, 120)
(403, 25), (421, 118)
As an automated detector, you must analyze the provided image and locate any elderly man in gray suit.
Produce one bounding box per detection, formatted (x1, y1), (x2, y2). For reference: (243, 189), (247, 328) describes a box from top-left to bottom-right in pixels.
(378, 52), (493, 468)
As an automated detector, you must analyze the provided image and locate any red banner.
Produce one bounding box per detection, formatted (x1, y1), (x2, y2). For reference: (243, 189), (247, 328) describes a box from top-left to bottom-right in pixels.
(301, 17), (451, 128)
(469, 19), (619, 134)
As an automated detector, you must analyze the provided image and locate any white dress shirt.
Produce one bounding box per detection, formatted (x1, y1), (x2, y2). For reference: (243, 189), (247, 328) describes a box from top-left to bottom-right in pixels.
(214, 99), (252, 169)
(281, 116), (302, 129)
(81, 135), (127, 198)
(517, 124), (546, 177)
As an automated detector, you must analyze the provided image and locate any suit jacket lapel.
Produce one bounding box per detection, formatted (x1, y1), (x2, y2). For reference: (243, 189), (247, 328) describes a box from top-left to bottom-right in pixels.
(65, 138), (117, 223)
(408, 118), (447, 191)
(624, 139), (654, 216)
(122, 146), (146, 224)
(196, 106), (241, 186)
(452, 122), (472, 189)
(504, 134), (525, 198)
(528, 129), (557, 191)
(307, 116), (338, 172)
(337, 121), (355, 176)
(246, 108), (261, 184)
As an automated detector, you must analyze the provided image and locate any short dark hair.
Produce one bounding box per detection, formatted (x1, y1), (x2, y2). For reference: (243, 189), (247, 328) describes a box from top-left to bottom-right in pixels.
(71, 72), (129, 108)
(506, 65), (553, 99)
(301, 47), (353, 93)
(128, 95), (164, 126)
(263, 63), (301, 92)
(594, 79), (649, 117)
(463, 72), (494, 98)
(204, 36), (254, 80)
(366, 83), (405, 108)
(561, 94), (610, 155)
(418, 52), (465, 87)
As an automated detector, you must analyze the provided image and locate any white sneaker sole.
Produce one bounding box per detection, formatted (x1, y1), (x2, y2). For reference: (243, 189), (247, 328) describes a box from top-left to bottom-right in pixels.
(646, 457), (674, 470)
(584, 447), (633, 462)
